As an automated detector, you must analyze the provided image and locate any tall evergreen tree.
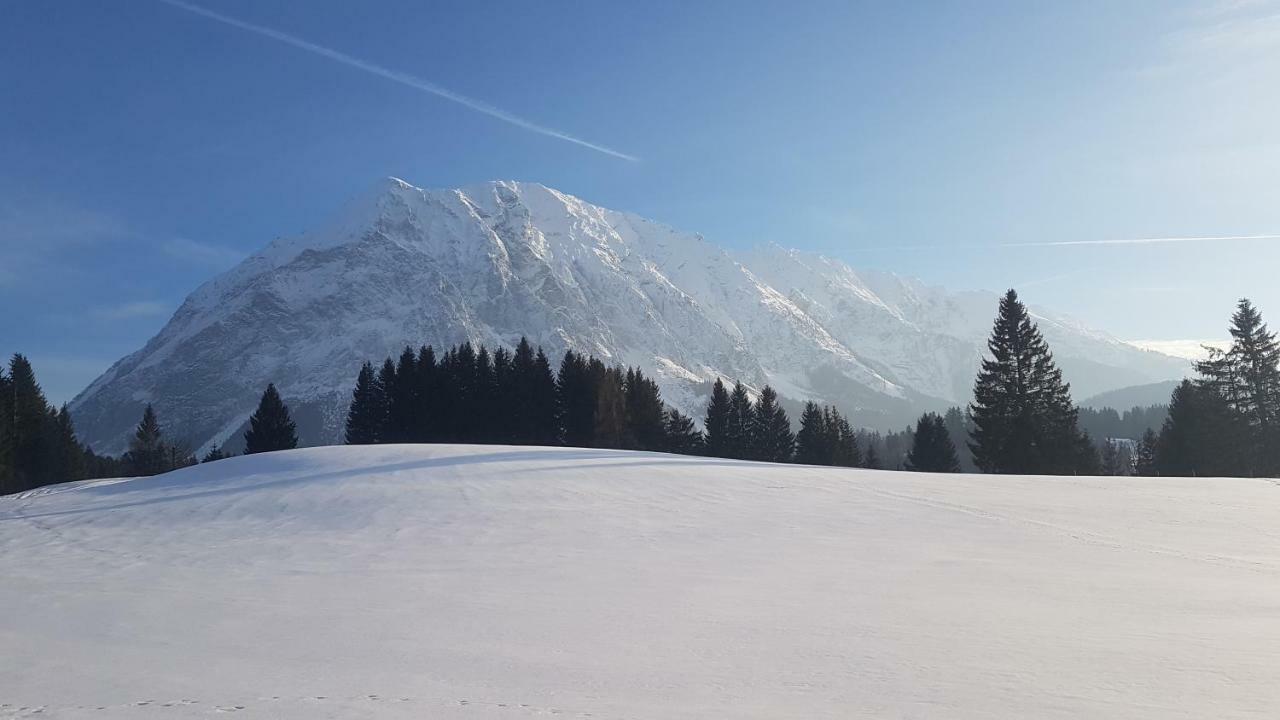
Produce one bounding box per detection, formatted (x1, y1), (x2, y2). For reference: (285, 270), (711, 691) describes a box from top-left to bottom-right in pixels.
(724, 381), (753, 459)
(1195, 299), (1280, 475)
(1155, 379), (1240, 477)
(508, 338), (539, 444)
(663, 408), (703, 454)
(9, 354), (55, 491)
(1099, 439), (1123, 477)
(702, 378), (733, 457)
(863, 442), (882, 470)
(124, 404), (168, 476)
(969, 289), (1090, 475)
(794, 401), (829, 465)
(623, 368), (666, 451)
(0, 364), (12, 494)
(345, 361), (387, 445)
(905, 412), (961, 472)
(592, 364), (626, 448)
(243, 383), (298, 454)
(557, 350), (596, 447)
(750, 386), (794, 463)
(530, 348), (560, 446)
(413, 345), (439, 442)
(1133, 428), (1159, 476)
(52, 405), (87, 482)
(829, 408), (862, 467)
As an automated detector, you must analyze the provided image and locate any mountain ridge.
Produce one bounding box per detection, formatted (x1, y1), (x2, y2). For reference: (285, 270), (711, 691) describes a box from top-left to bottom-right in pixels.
(69, 177), (1188, 455)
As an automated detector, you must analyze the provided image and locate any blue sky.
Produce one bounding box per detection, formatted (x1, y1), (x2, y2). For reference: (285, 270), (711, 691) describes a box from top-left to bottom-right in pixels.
(4, 0), (1280, 404)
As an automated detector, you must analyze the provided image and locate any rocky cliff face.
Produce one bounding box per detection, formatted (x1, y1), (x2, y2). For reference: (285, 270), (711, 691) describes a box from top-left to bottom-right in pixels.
(70, 178), (1187, 454)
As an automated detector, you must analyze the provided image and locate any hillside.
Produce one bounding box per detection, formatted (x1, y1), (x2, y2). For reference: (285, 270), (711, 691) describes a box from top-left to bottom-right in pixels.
(2, 445), (1278, 718)
(67, 178), (1186, 456)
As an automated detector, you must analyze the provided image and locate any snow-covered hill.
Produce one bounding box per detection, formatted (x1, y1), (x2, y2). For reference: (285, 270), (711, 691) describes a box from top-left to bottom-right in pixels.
(2, 445), (1277, 718)
(68, 178), (1188, 455)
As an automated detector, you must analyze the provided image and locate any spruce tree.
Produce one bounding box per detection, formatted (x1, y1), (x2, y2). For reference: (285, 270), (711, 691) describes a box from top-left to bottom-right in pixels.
(663, 408), (703, 454)
(1195, 299), (1280, 475)
(530, 348), (560, 446)
(0, 365), (12, 494)
(202, 444), (230, 463)
(794, 401), (828, 465)
(243, 383), (298, 454)
(702, 378), (733, 457)
(1156, 379), (1239, 477)
(863, 442), (882, 470)
(383, 346), (419, 443)
(557, 350), (595, 448)
(969, 289), (1089, 475)
(52, 405), (87, 482)
(593, 364), (626, 448)
(905, 412), (961, 472)
(413, 345), (439, 442)
(750, 386), (794, 463)
(1133, 428), (1159, 476)
(509, 338), (539, 444)
(125, 404), (167, 476)
(9, 354), (55, 491)
(623, 368), (666, 451)
(345, 361), (387, 445)
(724, 381), (753, 459)
(829, 408), (862, 467)
(377, 358), (397, 441)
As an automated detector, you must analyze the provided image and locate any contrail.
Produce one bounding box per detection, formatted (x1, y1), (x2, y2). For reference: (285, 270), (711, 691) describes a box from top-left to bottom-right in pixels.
(1000, 233), (1280, 248)
(156, 0), (640, 163)
(852, 233), (1280, 252)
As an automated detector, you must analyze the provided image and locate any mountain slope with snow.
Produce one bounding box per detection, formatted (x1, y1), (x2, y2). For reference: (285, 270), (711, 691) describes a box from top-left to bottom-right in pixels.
(2, 445), (1278, 718)
(68, 178), (1188, 454)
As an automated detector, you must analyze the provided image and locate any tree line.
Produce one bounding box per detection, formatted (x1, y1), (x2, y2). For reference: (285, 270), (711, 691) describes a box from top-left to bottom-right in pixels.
(3, 291), (1273, 495)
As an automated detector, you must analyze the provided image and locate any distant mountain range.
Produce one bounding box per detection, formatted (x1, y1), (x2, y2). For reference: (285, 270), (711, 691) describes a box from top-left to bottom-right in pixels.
(69, 178), (1189, 454)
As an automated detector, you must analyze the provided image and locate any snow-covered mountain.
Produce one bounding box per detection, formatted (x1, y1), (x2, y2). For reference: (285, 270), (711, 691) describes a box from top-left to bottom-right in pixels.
(69, 178), (1189, 454)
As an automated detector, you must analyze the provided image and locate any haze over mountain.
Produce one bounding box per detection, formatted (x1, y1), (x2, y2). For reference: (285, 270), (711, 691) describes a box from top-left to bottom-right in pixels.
(68, 178), (1188, 455)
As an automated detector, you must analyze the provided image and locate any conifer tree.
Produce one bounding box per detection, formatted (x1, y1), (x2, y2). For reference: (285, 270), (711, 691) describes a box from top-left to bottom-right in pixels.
(942, 406), (977, 472)
(623, 368), (666, 451)
(1156, 379), (1239, 477)
(663, 408), (703, 454)
(1100, 439), (1122, 476)
(345, 361), (386, 445)
(1133, 428), (1159, 476)
(509, 338), (538, 444)
(794, 401), (828, 465)
(905, 412), (961, 472)
(1195, 299), (1280, 475)
(593, 364), (626, 448)
(243, 383), (298, 455)
(52, 405), (87, 482)
(377, 358), (397, 441)
(863, 442), (882, 470)
(724, 381), (753, 459)
(9, 354), (56, 491)
(202, 444), (230, 463)
(530, 348), (559, 445)
(969, 290), (1090, 475)
(0, 365), (12, 494)
(125, 404), (168, 476)
(557, 350), (596, 447)
(829, 408), (862, 467)
(750, 386), (794, 463)
(383, 346), (419, 443)
(413, 345), (439, 442)
(702, 379), (733, 457)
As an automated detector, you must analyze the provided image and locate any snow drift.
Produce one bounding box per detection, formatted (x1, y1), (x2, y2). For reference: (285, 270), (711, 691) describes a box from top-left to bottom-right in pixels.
(2, 445), (1277, 718)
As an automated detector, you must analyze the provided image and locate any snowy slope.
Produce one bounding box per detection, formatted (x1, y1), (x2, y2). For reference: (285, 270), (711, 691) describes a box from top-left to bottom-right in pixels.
(2, 445), (1278, 719)
(68, 178), (1188, 455)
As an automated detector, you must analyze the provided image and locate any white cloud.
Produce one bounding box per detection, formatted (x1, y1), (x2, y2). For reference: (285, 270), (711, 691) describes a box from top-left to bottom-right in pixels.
(160, 237), (244, 269)
(92, 301), (172, 321)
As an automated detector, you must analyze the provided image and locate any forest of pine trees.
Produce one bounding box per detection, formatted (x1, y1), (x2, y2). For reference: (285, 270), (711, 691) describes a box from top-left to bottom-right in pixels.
(3, 294), (1277, 497)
